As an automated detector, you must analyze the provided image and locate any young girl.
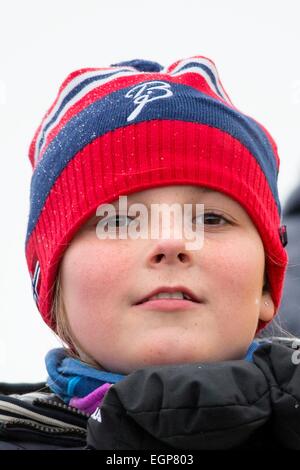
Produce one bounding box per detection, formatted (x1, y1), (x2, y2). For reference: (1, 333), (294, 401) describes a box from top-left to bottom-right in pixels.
(0, 55), (298, 450)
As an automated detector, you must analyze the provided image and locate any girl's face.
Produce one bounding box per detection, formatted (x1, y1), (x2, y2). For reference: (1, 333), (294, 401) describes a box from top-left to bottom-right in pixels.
(60, 185), (274, 373)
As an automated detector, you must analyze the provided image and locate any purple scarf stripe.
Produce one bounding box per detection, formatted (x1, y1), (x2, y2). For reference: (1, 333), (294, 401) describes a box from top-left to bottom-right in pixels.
(69, 382), (112, 414)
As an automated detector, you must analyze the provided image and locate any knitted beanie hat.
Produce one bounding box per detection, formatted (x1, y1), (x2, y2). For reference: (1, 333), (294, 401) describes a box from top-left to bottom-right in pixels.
(25, 55), (288, 331)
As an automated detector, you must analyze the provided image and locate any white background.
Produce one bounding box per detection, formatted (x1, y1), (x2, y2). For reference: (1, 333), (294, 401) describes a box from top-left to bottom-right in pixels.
(0, 0), (300, 382)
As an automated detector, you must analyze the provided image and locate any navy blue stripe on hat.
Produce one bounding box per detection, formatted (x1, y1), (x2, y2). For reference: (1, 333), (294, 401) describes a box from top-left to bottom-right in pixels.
(37, 69), (133, 156)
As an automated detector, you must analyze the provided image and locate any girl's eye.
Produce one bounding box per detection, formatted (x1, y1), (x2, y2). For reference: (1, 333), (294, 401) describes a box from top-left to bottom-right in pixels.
(109, 215), (134, 228)
(193, 212), (229, 226)
(96, 215), (134, 229)
(93, 212), (230, 231)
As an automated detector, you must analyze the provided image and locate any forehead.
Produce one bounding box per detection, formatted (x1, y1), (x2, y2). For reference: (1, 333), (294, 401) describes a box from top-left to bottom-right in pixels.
(124, 185), (234, 204)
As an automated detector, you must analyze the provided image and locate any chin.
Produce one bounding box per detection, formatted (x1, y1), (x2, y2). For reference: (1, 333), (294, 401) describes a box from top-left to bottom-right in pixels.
(139, 351), (202, 368)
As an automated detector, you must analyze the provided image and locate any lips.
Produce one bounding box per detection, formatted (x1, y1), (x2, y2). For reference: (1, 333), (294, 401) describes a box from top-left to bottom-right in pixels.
(135, 286), (202, 305)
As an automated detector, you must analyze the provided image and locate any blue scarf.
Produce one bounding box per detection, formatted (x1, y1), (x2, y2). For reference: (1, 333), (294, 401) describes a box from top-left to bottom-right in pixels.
(46, 341), (261, 404)
(45, 348), (125, 403)
(244, 340), (261, 361)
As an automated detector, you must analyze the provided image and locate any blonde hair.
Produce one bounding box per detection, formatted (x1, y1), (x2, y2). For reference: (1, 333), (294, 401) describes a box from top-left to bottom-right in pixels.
(51, 266), (80, 359)
(51, 266), (103, 366)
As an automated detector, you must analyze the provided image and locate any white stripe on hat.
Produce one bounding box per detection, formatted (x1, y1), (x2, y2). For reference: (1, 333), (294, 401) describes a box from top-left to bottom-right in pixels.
(32, 261), (40, 302)
(34, 68), (137, 165)
(166, 57), (233, 105)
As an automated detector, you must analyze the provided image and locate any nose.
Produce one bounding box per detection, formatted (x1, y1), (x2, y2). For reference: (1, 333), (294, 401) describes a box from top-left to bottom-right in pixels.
(147, 238), (193, 267)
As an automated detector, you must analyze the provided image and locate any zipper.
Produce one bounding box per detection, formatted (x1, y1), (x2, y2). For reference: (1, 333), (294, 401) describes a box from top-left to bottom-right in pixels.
(34, 398), (90, 418)
(1, 417), (86, 436)
(0, 417), (87, 447)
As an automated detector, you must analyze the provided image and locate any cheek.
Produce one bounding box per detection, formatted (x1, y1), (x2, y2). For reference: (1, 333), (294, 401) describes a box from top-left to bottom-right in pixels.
(206, 236), (265, 303)
(206, 236), (265, 335)
(60, 240), (133, 309)
(202, 235), (265, 354)
(60, 240), (135, 350)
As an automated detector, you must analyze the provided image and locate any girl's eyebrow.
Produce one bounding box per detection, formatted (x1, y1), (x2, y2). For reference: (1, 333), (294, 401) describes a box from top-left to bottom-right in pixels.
(86, 189), (233, 224)
(92, 188), (217, 216)
(198, 188), (214, 193)
(125, 187), (217, 205)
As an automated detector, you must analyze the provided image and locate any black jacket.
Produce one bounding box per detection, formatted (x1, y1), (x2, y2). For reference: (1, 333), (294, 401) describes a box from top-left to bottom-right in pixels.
(87, 339), (300, 450)
(1, 339), (300, 450)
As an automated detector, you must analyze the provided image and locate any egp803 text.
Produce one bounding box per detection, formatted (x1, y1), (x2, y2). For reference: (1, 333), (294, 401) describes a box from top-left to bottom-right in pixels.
(150, 455), (193, 465)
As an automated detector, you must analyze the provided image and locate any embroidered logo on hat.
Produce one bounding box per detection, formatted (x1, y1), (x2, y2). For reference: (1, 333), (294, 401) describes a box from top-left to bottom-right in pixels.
(125, 81), (173, 122)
